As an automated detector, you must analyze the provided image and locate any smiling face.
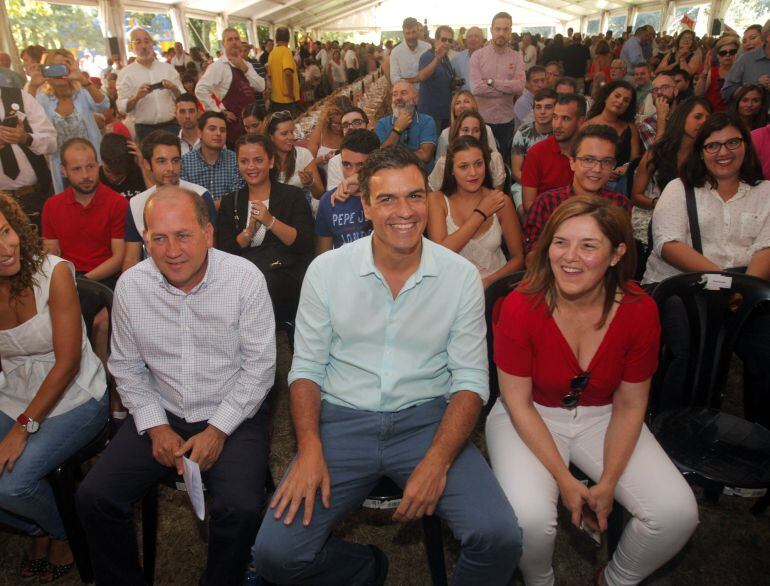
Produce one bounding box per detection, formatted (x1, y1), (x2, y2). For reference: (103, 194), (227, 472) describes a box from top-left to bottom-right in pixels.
(609, 60), (626, 81)
(452, 92), (475, 117)
(533, 98), (556, 127)
(451, 147), (486, 192)
(391, 81), (417, 111)
(570, 137), (615, 194)
(702, 125), (745, 183)
(362, 165), (427, 259)
(738, 89), (763, 118)
(549, 214), (624, 301)
(0, 212), (21, 278)
(145, 194), (213, 293)
(270, 120), (295, 154)
(633, 65), (651, 87)
(237, 142), (272, 187)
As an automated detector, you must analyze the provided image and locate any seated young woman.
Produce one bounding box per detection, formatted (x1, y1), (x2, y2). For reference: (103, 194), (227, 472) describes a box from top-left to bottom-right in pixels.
(241, 103), (266, 136)
(428, 110), (506, 192)
(486, 196), (698, 586)
(427, 135), (524, 288)
(435, 90), (498, 158)
(0, 195), (107, 583)
(216, 134), (314, 324)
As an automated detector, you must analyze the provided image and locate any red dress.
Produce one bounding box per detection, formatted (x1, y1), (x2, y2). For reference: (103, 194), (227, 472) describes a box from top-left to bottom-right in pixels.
(494, 285), (660, 407)
(704, 66), (728, 113)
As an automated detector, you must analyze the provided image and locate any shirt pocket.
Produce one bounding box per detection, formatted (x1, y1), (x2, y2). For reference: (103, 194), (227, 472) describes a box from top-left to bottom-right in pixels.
(739, 212), (764, 244)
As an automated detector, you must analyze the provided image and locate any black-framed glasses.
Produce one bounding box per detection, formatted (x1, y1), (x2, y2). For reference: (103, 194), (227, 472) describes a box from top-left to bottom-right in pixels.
(341, 118), (365, 131)
(574, 156), (616, 170)
(561, 372), (590, 409)
(717, 49), (738, 57)
(703, 137), (744, 154)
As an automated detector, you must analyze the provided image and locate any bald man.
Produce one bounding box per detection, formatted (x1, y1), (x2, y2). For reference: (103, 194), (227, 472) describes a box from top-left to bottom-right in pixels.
(117, 28), (184, 141)
(375, 80), (437, 172)
(452, 26), (485, 92)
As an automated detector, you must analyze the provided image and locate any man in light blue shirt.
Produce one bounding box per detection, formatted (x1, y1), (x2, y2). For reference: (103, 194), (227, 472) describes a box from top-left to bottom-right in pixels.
(619, 27), (651, 75)
(253, 146), (521, 585)
(451, 26), (484, 92)
(722, 21), (770, 102)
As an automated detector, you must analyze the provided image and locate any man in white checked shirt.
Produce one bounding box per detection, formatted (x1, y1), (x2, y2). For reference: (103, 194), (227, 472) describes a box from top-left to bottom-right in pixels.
(77, 186), (276, 586)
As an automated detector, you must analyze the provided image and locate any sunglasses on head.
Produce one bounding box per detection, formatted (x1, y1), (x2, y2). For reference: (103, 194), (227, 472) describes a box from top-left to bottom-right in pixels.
(718, 48), (738, 57)
(561, 372), (590, 409)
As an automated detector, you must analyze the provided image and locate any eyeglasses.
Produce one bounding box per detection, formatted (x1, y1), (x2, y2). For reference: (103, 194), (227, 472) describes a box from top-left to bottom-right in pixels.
(439, 37), (452, 43)
(651, 84), (674, 94)
(561, 372), (590, 409)
(717, 49), (738, 57)
(341, 118), (365, 131)
(574, 156), (616, 170)
(703, 137), (744, 154)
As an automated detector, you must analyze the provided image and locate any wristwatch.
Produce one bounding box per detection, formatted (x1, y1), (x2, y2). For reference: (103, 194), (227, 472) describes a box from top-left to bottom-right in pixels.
(17, 413), (39, 434)
(486, 78), (493, 86)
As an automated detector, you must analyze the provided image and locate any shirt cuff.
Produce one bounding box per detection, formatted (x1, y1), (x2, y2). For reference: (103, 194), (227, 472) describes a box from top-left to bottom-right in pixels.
(287, 363), (326, 389)
(208, 403), (245, 436)
(449, 370), (489, 404)
(132, 403), (170, 435)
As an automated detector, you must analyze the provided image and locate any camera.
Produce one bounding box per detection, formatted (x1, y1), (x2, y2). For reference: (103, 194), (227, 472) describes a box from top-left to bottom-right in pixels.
(42, 64), (69, 78)
(451, 78), (465, 91)
(148, 81), (165, 91)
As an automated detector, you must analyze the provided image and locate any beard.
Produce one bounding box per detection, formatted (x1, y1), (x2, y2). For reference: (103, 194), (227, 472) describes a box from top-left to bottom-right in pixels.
(392, 103), (415, 117)
(71, 178), (98, 196)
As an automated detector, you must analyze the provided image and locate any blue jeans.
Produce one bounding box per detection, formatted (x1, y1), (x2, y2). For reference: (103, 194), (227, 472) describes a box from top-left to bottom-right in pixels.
(253, 397), (521, 585)
(0, 393), (108, 540)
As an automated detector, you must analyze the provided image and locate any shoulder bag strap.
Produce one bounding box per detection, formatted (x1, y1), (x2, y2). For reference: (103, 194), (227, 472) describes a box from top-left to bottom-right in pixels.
(684, 185), (703, 254)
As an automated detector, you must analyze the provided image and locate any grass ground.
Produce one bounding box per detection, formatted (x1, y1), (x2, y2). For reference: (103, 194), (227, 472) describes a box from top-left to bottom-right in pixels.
(1, 334), (768, 585)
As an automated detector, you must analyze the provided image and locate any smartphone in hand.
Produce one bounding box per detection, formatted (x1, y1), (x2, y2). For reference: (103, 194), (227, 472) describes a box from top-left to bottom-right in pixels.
(148, 81), (165, 91)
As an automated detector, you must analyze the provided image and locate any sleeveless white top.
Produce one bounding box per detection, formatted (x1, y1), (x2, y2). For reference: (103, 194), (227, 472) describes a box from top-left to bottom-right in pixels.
(444, 195), (506, 278)
(0, 256), (106, 419)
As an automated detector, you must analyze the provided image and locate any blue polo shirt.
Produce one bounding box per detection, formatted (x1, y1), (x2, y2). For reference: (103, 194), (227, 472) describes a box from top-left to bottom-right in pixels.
(375, 112), (437, 173)
(418, 49), (454, 124)
(315, 189), (371, 249)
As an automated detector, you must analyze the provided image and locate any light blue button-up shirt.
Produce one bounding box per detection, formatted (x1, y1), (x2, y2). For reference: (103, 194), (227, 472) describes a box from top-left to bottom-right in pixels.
(288, 235), (489, 412)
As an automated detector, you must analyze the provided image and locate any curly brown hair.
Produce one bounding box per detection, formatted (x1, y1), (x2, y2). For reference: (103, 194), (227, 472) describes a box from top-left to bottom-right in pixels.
(0, 193), (45, 300)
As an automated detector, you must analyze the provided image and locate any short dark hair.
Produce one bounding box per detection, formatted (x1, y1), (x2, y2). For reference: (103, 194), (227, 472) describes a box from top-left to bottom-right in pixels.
(435, 25), (453, 39)
(633, 62), (652, 72)
(526, 65), (546, 82)
(555, 77), (577, 92)
(402, 17), (419, 29)
(545, 61), (564, 74)
(61, 137), (96, 167)
(359, 146), (426, 203)
(556, 93), (587, 118)
(241, 102), (266, 123)
(275, 27), (290, 43)
(340, 129), (380, 155)
(140, 130), (181, 163)
(670, 66), (691, 84)
(341, 106), (369, 125)
(681, 112), (764, 189)
(100, 132), (138, 176)
(198, 110), (227, 131)
(492, 11), (512, 24)
(533, 87), (558, 103)
(570, 124), (619, 158)
(176, 92), (198, 107)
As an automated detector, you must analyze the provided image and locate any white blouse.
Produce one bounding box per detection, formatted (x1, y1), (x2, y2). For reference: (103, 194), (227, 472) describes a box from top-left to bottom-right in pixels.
(0, 256), (106, 419)
(642, 178), (770, 284)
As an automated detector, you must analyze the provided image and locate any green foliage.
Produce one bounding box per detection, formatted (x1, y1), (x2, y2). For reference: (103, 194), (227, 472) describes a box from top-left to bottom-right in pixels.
(8, 0), (104, 52)
(187, 17), (219, 53)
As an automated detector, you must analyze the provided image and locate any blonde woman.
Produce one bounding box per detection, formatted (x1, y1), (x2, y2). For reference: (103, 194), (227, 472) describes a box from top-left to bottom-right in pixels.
(435, 90), (498, 158)
(30, 50), (108, 193)
(306, 97), (351, 169)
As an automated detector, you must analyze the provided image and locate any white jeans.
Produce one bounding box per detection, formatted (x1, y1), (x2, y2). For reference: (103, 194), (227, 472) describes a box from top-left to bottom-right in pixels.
(485, 401), (699, 586)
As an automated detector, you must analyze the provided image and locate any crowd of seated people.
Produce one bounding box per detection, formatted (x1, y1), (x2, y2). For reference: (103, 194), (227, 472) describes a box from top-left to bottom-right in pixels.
(0, 10), (769, 586)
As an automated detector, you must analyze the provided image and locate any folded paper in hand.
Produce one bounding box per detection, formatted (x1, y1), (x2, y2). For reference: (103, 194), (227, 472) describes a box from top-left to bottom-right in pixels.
(182, 456), (205, 520)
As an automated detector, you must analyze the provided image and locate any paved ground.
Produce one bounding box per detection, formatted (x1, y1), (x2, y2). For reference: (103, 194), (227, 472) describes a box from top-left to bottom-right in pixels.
(1, 334), (769, 585)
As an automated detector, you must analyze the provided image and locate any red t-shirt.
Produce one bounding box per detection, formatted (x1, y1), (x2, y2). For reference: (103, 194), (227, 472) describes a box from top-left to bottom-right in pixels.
(494, 285), (660, 407)
(42, 183), (128, 273)
(520, 135), (574, 194)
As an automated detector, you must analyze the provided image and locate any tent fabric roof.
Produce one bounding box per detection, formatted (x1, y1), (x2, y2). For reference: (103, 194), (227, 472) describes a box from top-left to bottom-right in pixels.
(156, 0), (652, 28)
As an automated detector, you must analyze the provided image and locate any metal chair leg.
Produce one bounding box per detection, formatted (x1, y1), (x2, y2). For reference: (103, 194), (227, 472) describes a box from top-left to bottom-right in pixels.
(421, 514), (448, 586)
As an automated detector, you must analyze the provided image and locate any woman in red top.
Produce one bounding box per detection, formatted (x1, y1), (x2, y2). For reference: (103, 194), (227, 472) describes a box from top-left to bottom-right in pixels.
(696, 34), (739, 113)
(486, 196), (698, 586)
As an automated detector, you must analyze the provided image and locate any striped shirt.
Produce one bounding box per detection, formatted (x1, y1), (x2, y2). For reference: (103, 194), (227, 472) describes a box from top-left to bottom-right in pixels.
(109, 248), (276, 435)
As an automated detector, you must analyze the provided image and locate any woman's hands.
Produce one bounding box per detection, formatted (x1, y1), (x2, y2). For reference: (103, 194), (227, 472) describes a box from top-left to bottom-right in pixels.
(559, 474), (615, 532)
(558, 475), (593, 528)
(297, 169), (314, 188)
(0, 426), (28, 475)
(250, 200), (273, 227)
(477, 190), (507, 218)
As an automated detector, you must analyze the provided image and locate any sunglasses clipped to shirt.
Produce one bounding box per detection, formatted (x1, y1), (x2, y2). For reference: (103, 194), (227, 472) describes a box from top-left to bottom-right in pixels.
(561, 372), (591, 409)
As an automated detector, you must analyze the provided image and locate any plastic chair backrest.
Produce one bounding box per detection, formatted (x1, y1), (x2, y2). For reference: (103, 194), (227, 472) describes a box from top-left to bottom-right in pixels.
(75, 278), (114, 345)
(649, 271), (770, 416)
(484, 270), (526, 413)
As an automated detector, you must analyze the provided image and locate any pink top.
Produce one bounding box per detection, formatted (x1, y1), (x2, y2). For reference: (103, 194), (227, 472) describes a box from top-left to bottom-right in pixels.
(469, 43), (525, 124)
(752, 124), (770, 181)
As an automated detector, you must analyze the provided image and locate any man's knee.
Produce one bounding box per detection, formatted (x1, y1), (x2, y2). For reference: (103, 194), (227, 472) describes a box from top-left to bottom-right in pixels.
(75, 473), (126, 524)
(252, 522), (312, 583)
(210, 491), (263, 526)
(462, 504), (523, 562)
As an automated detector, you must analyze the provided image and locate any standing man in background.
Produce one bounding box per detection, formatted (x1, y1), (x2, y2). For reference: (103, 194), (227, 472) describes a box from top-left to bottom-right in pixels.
(451, 27), (484, 92)
(390, 17), (431, 88)
(267, 27), (300, 114)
